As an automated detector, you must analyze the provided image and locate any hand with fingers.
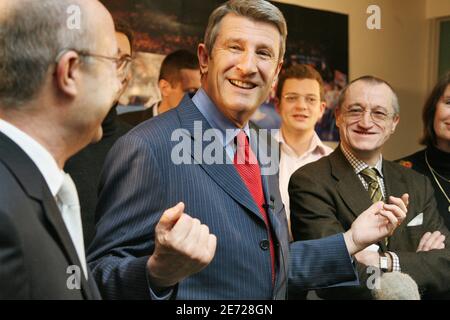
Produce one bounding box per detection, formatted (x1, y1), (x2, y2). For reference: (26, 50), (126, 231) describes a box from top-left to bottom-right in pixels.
(385, 193), (409, 229)
(146, 202), (217, 290)
(344, 193), (408, 255)
(416, 231), (446, 252)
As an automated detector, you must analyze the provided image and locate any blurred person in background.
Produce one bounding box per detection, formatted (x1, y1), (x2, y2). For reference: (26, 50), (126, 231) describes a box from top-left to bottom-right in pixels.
(119, 49), (200, 126)
(398, 71), (450, 229)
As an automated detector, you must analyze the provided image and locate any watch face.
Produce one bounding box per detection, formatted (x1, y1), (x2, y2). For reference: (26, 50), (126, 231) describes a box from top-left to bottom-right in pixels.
(380, 256), (388, 271)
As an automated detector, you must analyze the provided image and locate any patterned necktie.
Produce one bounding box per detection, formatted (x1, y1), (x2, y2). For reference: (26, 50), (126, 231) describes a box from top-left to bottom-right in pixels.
(360, 167), (383, 203)
(360, 167), (388, 246)
(56, 173), (88, 279)
(233, 131), (275, 285)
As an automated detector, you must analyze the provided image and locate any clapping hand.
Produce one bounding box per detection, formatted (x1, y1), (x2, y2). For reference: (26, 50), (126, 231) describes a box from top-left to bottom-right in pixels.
(344, 194), (408, 255)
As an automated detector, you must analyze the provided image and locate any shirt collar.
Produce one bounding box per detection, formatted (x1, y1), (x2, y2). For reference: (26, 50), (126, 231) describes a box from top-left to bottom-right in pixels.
(153, 101), (159, 117)
(340, 143), (383, 177)
(0, 119), (65, 195)
(192, 88), (250, 147)
(275, 130), (330, 158)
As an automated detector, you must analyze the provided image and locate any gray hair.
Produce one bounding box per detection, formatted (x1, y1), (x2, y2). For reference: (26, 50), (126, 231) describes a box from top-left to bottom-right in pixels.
(337, 75), (400, 115)
(0, 0), (96, 108)
(204, 0), (287, 62)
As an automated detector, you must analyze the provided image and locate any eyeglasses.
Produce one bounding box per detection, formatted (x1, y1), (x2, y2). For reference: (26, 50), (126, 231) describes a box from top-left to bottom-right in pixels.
(343, 106), (395, 123)
(55, 49), (132, 77)
(282, 93), (320, 107)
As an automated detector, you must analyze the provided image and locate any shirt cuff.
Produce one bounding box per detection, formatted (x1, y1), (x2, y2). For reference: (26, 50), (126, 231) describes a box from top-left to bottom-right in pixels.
(145, 268), (174, 300)
(387, 251), (401, 272)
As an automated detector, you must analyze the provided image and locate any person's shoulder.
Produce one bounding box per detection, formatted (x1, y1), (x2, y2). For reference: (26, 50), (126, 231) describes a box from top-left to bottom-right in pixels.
(127, 107), (181, 140)
(0, 158), (21, 189)
(395, 148), (426, 171)
(321, 143), (334, 156)
(292, 151), (333, 179)
(386, 156), (429, 183)
(0, 160), (32, 216)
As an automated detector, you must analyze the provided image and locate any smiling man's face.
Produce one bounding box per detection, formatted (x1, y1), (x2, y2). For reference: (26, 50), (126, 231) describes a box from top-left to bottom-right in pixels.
(336, 80), (399, 163)
(279, 78), (325, 135)
(198, 13), (283, 128)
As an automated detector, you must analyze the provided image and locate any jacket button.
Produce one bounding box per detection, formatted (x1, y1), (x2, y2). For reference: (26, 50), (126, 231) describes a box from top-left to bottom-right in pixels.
(260, 239), (270, 250)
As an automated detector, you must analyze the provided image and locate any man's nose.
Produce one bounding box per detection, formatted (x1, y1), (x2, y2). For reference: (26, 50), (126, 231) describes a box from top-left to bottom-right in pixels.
(358, 110), (374, 127)
(295, 96), (307, 110)
(236, 51), (257, 75)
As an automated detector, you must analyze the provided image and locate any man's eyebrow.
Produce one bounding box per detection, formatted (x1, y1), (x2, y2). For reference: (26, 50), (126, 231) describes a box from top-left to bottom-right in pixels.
(372, 105), (389, 110)
(224, 38), (243, 45)
(283, 92), (319, 97)
(256, 44), (276, 55)
(347, 103), (363, 108)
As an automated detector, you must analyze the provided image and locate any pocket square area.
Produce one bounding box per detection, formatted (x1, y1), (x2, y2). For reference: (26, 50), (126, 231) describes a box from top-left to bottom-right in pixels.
(407, 213), (423, 227)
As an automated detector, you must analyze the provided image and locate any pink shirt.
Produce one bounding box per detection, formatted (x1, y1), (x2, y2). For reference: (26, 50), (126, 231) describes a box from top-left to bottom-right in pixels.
(274, 131), (333, 239)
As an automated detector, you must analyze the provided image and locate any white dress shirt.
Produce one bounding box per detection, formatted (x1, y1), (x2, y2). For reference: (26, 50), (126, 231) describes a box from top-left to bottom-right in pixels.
(0, 119), (88, 278)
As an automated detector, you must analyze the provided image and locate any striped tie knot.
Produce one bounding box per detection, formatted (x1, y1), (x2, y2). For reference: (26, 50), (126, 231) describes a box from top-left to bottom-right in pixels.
(360, 167), (379, 183)
(360, 167), (383, 203)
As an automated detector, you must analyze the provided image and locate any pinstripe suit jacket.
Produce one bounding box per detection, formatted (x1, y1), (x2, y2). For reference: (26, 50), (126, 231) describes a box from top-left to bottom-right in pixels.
(87, 94), (358, 300)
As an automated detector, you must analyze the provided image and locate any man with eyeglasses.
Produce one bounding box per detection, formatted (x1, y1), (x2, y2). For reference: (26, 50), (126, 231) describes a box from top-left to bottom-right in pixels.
(274, 64), (333, 240)
(0, 0), (215, 299)
(64, 19), (134, 248)
(289, 75), (450, 299)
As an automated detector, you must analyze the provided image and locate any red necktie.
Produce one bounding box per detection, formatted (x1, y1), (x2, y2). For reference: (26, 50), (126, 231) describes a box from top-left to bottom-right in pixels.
(233, 131), (275, 285)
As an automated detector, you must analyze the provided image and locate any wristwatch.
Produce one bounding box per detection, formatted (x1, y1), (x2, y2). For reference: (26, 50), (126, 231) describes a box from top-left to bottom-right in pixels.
(379, 254), (389, 272)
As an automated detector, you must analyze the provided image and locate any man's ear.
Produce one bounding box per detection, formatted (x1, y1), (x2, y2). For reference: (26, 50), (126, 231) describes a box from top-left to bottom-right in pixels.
(55, 51), (81, 98)
(335, 106), (342, 128)
(197, 43), (209, 75)
(158, 79), (171, 98)
(273, 60), (283, 86)
(391, 115), (400, 133)
(319, 101), (326, 119)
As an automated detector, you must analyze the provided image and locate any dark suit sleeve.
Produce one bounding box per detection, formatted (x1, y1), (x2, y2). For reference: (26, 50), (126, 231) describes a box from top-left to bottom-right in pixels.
(289, 169), (373, 299)
(87, 133), (167, 300)
(394, 176), (450, 296)
(288, 233), (358, 291)
(289, 171), (346, 241)
(0, 210), (28, 299)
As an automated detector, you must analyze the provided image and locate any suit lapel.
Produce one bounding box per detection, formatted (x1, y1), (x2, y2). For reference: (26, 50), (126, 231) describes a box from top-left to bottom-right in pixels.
(254, 128), (283, 237)
(382, 160), (407, 201)
(0, 133), (94, 299)
(382, 160), (410, 242)
(250, 124), (288, 293)
(41, 188), (94, 299)
(176, 97), (264, 221)
(331, 148), (373, 221)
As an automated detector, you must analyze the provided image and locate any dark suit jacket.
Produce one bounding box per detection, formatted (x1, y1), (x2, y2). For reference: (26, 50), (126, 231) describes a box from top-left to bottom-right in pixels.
(0, 132), (100, 299)
(87, 94), (358, 300)
(118, 104), (156, 127)
(289, 147), (450, 299)
(397, 147), (450, 229)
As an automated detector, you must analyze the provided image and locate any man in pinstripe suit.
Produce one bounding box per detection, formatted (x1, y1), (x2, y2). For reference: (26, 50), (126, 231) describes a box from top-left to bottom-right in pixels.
(88, 0), (406, 299)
